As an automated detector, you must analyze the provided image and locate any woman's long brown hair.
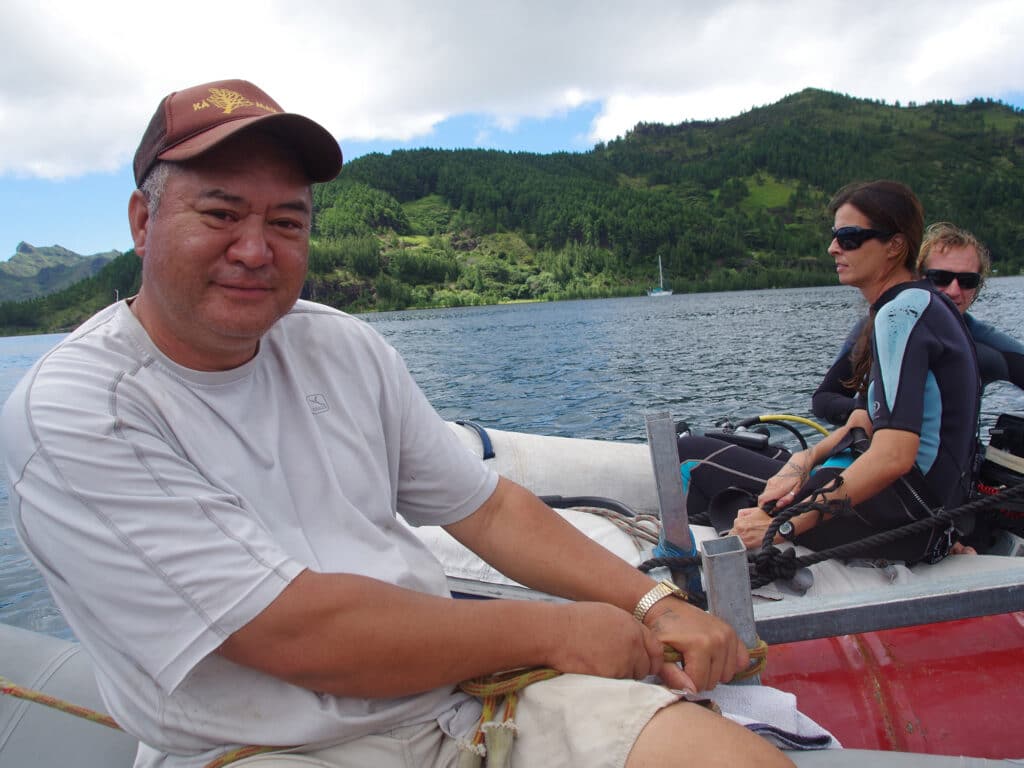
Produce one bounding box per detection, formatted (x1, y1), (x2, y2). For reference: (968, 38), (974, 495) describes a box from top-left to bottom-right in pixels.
(830, 180), (924, 398)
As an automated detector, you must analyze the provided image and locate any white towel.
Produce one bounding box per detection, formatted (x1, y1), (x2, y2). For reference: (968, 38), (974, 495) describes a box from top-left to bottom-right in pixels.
(706, 684), (842, 751)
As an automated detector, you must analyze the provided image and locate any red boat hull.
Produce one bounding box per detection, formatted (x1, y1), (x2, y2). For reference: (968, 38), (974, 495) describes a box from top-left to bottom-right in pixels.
(762, 611), (1024, 758)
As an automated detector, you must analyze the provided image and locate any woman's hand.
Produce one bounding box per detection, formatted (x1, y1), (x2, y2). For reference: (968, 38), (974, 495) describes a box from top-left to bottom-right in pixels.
(729, 506), (775, 550)
(756, 450), (813, 510)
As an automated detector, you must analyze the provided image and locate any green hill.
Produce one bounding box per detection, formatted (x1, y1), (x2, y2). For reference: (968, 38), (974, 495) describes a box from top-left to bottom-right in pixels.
(0, 242), (120, 302)
(3, 87), (1023, 331)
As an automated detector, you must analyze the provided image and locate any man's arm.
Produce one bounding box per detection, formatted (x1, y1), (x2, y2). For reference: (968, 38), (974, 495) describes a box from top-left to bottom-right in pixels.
(444, 477), (747, 692)
(217, 566), (663, 698)
(812, 318), (865, 425)
(967, 316), (1024, 390)
(219, 477), (747, 696)
(811, 355), (858, 426)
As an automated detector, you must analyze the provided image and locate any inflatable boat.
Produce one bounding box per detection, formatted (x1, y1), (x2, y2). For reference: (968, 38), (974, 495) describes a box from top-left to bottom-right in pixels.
(3, 415), (1023, 766)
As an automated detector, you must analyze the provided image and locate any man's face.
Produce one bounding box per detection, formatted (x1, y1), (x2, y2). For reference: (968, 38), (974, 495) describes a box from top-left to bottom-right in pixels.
(925, 244), (981, 314)
(129, 133), (313, 370)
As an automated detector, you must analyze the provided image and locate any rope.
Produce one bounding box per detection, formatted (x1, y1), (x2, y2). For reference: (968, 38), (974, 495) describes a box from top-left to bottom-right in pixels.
(455, 639), (768, 763)
(0, 675), (121, 730)
(638, 481), (1024, 588)
(0, 674), (282, 767)
(3, 636), (770, 767)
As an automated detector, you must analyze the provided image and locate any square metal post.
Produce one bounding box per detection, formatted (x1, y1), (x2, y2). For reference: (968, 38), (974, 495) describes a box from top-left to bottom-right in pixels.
(645, 411), (692, 552)
(701, 534), (760, 684)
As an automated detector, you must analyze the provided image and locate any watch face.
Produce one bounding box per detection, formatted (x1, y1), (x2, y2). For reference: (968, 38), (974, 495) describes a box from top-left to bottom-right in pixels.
(779, 521), (794, 537)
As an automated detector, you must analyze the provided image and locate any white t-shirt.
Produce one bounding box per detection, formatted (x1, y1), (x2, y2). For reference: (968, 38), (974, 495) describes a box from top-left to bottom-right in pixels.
(1, 300), (499, 767)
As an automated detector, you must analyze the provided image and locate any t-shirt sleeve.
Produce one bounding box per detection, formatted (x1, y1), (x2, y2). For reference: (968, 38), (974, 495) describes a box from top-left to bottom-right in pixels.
(390, 350), (498, 527)
(8, 361), (303, 694)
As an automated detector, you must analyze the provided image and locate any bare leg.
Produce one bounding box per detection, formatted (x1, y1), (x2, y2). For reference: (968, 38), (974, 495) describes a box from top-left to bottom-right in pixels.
(625, 700), (795, 768)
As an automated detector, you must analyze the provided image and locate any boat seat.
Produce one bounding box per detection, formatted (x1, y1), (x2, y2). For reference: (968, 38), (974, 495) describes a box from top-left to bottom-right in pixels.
(0, 623), (138, 767)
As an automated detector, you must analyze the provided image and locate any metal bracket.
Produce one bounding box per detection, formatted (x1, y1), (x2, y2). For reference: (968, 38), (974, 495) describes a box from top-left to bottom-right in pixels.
(645, 411), (692, 552)
(701, 534), (761, 684)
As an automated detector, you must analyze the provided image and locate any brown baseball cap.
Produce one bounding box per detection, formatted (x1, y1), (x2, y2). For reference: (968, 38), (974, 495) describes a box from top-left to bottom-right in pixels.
(133, 79), (343, 187)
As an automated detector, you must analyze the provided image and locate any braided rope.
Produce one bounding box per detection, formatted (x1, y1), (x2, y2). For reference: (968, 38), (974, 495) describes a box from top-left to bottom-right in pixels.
(0, 675), (120, 730)
(456, 639), (768, 759)
(0, 675), (283, 767)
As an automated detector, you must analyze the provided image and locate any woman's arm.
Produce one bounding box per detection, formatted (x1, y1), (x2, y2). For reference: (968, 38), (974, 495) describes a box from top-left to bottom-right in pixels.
(732, 425), (918, 548)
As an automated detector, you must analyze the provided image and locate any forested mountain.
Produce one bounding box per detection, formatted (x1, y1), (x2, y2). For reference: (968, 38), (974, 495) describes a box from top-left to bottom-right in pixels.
(0, 243), (119, 302)
(305, 88), (1023, 311)
(3, 87), (1022, 332)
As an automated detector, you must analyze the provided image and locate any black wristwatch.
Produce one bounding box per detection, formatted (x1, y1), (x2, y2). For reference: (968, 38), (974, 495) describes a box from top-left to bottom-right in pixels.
(778, 520), (796, 541)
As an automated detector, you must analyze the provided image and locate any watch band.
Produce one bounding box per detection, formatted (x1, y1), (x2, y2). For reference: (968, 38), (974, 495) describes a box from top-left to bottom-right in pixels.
(632, 579), (685, 622)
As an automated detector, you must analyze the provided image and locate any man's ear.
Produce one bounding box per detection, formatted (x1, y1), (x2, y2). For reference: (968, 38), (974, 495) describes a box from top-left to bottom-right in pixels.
(128, 190), (151, 257)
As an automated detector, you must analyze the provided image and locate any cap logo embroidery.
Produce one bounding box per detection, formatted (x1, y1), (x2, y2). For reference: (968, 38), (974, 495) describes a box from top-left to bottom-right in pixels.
(192, 88), (279, 115)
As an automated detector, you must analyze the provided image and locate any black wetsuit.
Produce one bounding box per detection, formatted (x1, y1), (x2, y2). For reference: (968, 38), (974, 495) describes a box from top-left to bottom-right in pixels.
(813, 309), (1024, 426)
(679, 281), (981, 564)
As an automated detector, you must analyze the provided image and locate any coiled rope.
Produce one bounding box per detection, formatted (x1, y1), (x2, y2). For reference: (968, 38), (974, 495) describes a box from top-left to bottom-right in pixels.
(454, 640), (768, 766)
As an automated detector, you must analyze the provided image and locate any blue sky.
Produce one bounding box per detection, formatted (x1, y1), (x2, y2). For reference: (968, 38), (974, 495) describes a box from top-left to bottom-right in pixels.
(3, 1), (1024, 258)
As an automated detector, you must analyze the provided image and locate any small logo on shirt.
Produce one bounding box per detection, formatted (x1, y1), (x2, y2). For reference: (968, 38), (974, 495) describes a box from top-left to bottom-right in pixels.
(306, 394), (329, 414)
(872, 400), (880, 416)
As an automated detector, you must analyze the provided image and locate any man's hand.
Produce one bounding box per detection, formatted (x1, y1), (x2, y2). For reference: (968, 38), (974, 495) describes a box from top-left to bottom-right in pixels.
(643, 598), (748, 693)
(544, 602), (671, 682)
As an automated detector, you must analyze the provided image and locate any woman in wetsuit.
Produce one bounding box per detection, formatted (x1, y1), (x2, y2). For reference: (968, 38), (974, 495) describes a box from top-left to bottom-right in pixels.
(813, 221), (1024, 426)
(677, 181), (981, 564)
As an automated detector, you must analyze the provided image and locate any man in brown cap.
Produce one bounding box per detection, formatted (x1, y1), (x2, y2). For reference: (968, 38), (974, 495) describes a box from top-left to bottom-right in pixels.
(2, 79), (793, 768)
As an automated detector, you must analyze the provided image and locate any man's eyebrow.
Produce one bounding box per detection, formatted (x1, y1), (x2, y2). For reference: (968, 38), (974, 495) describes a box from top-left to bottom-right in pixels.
(198, 188), (245, 205)
(198, 188), (311, 215)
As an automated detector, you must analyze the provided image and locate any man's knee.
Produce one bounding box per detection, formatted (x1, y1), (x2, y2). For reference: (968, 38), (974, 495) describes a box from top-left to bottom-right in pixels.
(626, 700), (796, 768)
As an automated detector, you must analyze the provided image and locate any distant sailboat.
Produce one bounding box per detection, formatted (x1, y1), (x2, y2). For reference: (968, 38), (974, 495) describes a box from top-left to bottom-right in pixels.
(648, 255), (673, 296)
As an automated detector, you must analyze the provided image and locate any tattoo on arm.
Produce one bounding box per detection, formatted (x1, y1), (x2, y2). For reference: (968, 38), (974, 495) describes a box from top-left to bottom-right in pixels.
(779, 459), (809, 484)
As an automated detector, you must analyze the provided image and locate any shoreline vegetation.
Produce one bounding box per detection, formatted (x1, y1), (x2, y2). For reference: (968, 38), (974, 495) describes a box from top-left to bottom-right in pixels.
(2, 87), (1023, 336)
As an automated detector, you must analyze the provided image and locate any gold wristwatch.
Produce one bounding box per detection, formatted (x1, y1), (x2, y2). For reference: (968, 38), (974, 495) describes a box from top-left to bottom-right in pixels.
(632, 579), (687, 622)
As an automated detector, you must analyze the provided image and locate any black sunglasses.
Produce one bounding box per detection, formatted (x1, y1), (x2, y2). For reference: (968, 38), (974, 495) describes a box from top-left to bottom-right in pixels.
(924, 268), (981, 290)
(830, 226), (895, 251)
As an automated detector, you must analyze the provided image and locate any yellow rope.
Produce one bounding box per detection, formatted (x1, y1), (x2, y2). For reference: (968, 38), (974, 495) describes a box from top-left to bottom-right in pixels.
(2, 638), (769, 766)
(456, 638), (770, 759)
(0, 675), (121, 730)
(0, 675), (283, 767)
(661, 638), (769, 681)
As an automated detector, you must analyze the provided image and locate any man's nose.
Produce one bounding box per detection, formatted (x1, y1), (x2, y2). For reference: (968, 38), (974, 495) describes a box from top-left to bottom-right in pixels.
(227, 215), (273, 267)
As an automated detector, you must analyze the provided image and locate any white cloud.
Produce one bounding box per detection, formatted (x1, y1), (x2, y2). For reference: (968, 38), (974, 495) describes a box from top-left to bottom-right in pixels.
(2, 0), (1023, 179)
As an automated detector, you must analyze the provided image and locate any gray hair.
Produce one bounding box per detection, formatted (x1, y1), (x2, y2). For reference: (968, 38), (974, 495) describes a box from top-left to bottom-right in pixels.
(139, 161), (174, 217)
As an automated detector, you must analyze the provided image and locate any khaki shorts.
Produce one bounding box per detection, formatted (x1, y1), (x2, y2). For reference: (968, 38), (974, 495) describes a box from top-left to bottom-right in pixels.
(236, 675), (681, 768)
